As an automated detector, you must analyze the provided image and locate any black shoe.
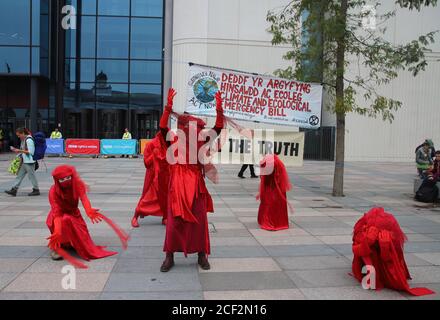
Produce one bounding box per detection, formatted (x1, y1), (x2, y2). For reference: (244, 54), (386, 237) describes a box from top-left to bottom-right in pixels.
(160, 255), (175, 272)
(251, 175), (259, 178)
(4, 188), (17, 197)
(198, 254), (211, 270)
(238, 174), (245, 179)
(28, 189), (40, 196)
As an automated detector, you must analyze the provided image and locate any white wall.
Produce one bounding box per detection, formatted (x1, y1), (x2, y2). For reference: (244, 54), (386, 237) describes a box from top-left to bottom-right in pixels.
(172, 1), (440, 160)
(172, 0), (297, 130)
(332, 3), (440, 161)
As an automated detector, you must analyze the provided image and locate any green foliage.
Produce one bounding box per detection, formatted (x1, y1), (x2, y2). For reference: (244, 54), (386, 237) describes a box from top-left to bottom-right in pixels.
(267, 0), (438, 121)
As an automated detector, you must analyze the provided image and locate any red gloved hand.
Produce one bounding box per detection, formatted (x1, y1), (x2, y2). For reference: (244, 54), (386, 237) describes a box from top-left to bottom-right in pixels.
(167, 88), (177, 110)
(87, 208), (103, 224)
(215, 91), (223, 113)
(47, 233), (62, 250)
(366, 226), (379, 245)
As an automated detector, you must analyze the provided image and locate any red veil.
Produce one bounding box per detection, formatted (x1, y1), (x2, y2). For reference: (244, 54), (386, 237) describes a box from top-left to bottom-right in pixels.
(352, 207), (434, 296)
(48, 165), (129, 268)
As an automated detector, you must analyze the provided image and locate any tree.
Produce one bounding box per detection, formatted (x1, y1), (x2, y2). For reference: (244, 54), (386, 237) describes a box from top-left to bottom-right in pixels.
(267, 0), (438, 196)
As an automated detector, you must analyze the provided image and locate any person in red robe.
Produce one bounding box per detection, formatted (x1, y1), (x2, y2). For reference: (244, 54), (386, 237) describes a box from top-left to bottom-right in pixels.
(47, 165), (129, 268)
(159, 89), (224, 272)
(257, 154), (292, 231)
(131, 90), (175, 228)
(352, 207), (434, 296)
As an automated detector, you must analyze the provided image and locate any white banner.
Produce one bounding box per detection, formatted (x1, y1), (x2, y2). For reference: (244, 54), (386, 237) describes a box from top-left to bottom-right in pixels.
(186, 64), (323, 129)
(212, 130), (305, 167)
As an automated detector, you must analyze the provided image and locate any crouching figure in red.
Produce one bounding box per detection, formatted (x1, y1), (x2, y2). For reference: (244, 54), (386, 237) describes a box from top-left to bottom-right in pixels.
(47, 165), (129, 268)
(352, 207), (434, 296)
(159, 89), (224, 272)
(257, 154), (292, 231)
(131, 91), (174, 227)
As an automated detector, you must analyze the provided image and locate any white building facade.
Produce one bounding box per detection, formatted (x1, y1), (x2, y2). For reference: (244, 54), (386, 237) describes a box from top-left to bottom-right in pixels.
(171, 0), (440, 162)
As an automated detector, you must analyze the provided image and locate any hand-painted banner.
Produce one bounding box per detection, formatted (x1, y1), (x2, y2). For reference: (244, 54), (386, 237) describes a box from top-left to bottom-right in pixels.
(211, 130), (305, 167)
(65, 139), (100, 155)
(186, 64), (323, 129)
(100, 139), (137, 155)
(45, 139), (64, 154)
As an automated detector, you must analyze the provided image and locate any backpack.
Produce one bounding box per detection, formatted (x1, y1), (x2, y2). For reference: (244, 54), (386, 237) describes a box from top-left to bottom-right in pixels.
(415, 180), (439, 203)
(27, 132), (47, 161)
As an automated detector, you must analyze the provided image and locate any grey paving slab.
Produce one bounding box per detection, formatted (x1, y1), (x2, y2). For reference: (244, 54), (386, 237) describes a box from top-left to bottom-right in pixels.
(265, 245), (339, 257)
(0, 292), (100, 300)
(199, 272), (296, 291)
(286, 269), (358, 288)
(104, 273), (202, 292)
(100, 291), (204, 300)
(276, 255), (351, 270)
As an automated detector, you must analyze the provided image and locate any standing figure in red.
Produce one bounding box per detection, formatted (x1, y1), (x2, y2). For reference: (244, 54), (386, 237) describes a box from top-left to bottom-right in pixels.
(257, 154), (292, 231)
(352, 207), (434, 296)
(131, 92), (175, 227)
(47, 165), (129, 268)
(159, 89), (224, 272)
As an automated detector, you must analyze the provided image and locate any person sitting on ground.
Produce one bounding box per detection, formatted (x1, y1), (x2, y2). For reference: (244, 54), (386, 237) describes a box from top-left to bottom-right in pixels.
(415, 139), (435, 160)
(416, 141), (433, 178)
(427, 151), (440, 183)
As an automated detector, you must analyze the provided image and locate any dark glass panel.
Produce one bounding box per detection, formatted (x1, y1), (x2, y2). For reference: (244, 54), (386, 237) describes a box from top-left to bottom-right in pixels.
(131, 0), (163, 17)
(98, 0), (129, 16)
(130, 60), (162, 84)
(81, 16), (96, 58)
(96, 60), (128, 83)
(131, 18), (163, 60)
(97, 17), (129, 58)
(0, 47), (30, 74)
(0, 0), (31, 45)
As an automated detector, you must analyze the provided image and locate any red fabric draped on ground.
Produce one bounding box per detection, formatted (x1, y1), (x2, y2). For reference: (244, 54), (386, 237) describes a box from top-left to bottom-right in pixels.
(352, 207), (434, 296)
(46, 194), (117, 261)
(257, 155), (292, 231)
(46, 165), (128, 268)
(135, 132), (169, 221)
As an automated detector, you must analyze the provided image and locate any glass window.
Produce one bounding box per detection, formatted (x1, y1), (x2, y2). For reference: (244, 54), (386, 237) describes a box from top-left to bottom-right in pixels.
(32, 47), (40, 75)
(82, 0), (96, 15)
(96, 60), (128, 83)
(0, 47), (30, 74)
(130, 84), (162, 107)
(66, 28), (76, 58)
(65, 59), (75, 83)
(0, 0), (31, 45)
(131, 0), (163, 17)
(131, 18), (163, 60)
(98, 0), (129, 16)
(32, 0), (40, 45)
(81, 16), (96, 58)
(96, 83), (129, 109)
(130, 61), (162, 84)
(80, 59), (96, 82)
(97, 17), (129, 58)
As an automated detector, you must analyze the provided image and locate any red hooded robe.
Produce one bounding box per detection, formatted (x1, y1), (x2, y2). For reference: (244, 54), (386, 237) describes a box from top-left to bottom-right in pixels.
(257, 154), (292, 231)
(352, 207), (434, 296)
(47, 165), (128, 267)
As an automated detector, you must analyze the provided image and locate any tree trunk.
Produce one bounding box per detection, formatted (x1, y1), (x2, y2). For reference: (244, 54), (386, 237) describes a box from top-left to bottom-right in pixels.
(333, 112), (345, 196)
(332, 0), (348, 197)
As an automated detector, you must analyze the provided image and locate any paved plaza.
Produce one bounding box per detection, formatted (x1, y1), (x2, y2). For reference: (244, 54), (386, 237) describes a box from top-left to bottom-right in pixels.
(0, 154), (439, 300)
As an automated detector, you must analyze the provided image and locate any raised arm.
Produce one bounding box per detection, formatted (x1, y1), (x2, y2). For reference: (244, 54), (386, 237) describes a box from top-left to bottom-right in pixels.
(159, 88), (177, 134)
(213, 91), (224, 135)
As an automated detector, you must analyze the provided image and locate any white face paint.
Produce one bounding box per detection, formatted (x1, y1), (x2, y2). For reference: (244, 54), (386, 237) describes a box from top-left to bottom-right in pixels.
(58, 176), (72, 183)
